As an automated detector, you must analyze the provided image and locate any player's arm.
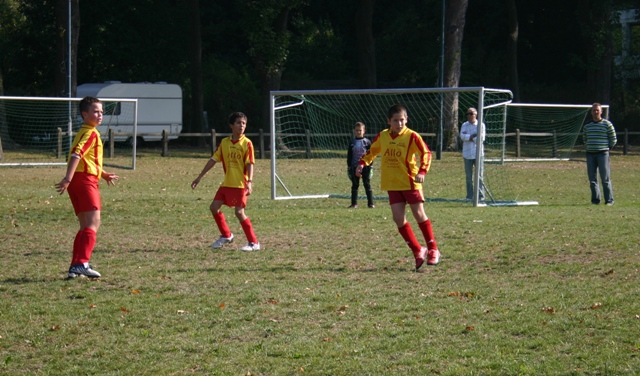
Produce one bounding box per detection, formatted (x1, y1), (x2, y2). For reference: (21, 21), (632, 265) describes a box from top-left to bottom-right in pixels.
(55, 155), (81, 194)
(608, 123), (617, 149)
(191, 158), (217, 189)
(413, 133), (431, 182)
(245, 163), (254, 195)
(356, 134), (380, 177)
(101, 170), (119, 186)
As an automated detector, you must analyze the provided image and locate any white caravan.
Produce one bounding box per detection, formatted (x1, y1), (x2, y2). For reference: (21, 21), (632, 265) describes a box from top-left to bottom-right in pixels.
(76, 81), (182, 143)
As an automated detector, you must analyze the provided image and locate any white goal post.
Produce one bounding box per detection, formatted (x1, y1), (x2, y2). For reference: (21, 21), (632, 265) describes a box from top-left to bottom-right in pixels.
(0, 96), (138, 169)
(269, 87), (540, 206)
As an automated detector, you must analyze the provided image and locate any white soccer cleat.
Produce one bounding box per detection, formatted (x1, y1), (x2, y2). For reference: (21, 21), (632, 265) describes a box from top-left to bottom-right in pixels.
(211, 234), (234, 249)
(240, 242), (260, 252)
(68, 264), (101, 278)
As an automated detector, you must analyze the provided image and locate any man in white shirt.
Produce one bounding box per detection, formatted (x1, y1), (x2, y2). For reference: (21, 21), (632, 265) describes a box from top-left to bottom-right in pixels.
(459, 107), (485, 201)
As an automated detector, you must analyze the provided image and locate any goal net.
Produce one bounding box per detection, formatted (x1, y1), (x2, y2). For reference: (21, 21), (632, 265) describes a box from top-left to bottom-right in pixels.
(270, 87), (539, 206)
(486, 103), (608, 163)
(0, 96), (138, 169)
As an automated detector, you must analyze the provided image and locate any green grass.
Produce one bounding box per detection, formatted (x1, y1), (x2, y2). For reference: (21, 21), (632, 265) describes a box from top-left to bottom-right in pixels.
(1, 151), (639, 375)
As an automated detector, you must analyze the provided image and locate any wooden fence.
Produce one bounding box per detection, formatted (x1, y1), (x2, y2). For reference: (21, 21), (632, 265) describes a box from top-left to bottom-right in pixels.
(55, 127), (640, 159)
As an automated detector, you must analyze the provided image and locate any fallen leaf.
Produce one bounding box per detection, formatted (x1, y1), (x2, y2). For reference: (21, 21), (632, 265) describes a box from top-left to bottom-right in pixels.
(130, 289), (141, 294)
(219, 303), (225, 309)
(50, 325), (60, 331)
(322, 337), (332, 342)
(542, 307), (555, 314)
(591, 302), (602, 310)
(465, 326), (475, 331)
(120, 306), (130, 313)
(89, 304), (97, 309)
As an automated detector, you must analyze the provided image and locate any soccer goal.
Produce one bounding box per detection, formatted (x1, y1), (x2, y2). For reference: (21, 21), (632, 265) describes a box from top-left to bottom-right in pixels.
(485, 103), (609, 163)
(270, 87), (540, 206)
(0, 96), (138, 169)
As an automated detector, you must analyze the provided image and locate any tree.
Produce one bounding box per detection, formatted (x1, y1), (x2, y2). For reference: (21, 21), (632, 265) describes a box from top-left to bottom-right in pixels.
(443, 0), (468, 151)
(243, 0), (306, 131)
(505, 0), (519, 102)
(577, 0), (615, 103)
(188, 0), (204, 141)
(54, 0), (79, 97)
(0, 0), (24, 153)
(355, 0), (376, 88)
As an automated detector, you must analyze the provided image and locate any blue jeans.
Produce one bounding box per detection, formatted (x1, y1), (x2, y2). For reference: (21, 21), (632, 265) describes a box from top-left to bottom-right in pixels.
(586, 151), (614, 204)
(464, 158), (484, 200)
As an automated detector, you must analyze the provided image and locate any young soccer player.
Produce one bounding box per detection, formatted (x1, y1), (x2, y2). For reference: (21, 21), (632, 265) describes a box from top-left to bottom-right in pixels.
(346, 122), (374, 208)
(356, 104), (440, 270)
(191, 112), (260, 251)
(55, 96), (119, 278)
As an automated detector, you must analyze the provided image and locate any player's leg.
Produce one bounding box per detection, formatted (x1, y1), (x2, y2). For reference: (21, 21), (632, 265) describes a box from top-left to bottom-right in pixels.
(67, 175), (102, 278)
(390, 196), (426, 270)
(599, 152), (614, 205)
(349, 167), (360, 208)
(410, 201), (440, 265)
(69, 210), (101, 278)
(586, 153), (601, 204)
(362, 166), (374, 208)
(464, 158), (474, 200)
(210, 197), (233, 248)
(235, 206), (260, 251)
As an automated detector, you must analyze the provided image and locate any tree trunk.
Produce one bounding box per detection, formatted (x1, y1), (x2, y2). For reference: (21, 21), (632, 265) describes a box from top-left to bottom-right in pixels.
(188, 0), (204, 145)
(256, 7), (291, 134)
(355, 0), (376, 89)
(578, 0), (613, 103)
(505, 0), (520, 102)
(443, 0), (468, 151)
(55, 0), (79, 97)
(0, 65), (4, 157)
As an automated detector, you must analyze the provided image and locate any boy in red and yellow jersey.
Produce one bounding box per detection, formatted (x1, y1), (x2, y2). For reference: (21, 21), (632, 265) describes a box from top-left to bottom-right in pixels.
(55, 96), (119, 278)
(356, 104), (440, 270)
(191, 112), (260, 252)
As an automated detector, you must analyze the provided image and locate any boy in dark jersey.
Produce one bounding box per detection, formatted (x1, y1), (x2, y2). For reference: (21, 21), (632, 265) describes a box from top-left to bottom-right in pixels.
(347, 122), (374, 208)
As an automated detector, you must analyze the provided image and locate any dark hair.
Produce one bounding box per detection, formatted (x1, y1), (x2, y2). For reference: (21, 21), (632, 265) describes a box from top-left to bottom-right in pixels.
(79, 96), (101, 114)
(228, 112), (247, 125)
(387, 104), (407, 119)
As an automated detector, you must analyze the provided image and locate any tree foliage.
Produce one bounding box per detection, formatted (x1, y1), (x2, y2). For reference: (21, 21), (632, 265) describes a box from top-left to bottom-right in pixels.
(0, 0), (638, 132)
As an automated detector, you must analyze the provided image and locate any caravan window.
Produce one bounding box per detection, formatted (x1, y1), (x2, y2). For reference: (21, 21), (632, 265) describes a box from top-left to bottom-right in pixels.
(103, 101), (122, 116)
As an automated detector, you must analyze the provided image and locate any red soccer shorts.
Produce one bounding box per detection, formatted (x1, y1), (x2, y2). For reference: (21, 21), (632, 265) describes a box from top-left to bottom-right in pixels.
(67, 172), (101, 215)
(388, 189), (425, 205)
(214, 186), (248, 208)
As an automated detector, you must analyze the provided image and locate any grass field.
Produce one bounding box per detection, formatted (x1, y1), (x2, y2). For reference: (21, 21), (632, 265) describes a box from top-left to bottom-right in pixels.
(1, 150), (639, 375)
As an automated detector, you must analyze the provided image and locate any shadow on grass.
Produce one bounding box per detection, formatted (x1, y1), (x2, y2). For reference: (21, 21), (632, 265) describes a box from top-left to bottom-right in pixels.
(186, 265), (420, 274)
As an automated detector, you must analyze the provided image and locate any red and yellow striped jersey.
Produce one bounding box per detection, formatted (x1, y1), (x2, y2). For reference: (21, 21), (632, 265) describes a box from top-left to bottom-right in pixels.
(70, 124), (103, 177)
(212, 135), (255, 188)
(359, 127), (431, 191)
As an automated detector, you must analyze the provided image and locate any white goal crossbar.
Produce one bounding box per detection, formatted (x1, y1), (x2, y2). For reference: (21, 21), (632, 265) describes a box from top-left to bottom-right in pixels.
(0, 96), (138, 169)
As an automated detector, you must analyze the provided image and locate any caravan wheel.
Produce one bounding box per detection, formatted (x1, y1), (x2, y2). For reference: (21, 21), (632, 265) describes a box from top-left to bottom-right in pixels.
(126, 136), (144, 148)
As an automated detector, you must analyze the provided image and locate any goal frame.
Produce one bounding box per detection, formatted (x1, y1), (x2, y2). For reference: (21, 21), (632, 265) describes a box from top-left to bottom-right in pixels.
(269, 87), (524, 206)
(0, 96), (138, 170)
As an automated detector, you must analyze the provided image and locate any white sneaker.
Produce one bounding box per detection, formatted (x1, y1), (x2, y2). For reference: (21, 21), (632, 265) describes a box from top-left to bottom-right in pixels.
(68, 264), (101, 278)
(211, 234), (234, 249)
(240, 242), (260, 252)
